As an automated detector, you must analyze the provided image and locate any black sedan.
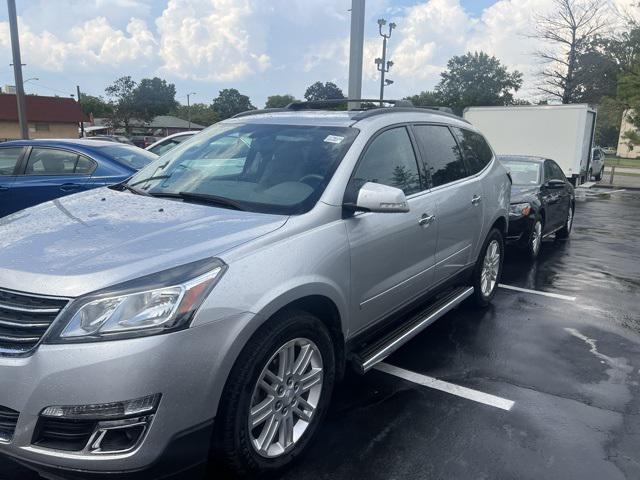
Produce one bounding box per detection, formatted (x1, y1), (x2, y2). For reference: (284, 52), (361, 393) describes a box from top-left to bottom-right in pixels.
(498, 155), (575, 259)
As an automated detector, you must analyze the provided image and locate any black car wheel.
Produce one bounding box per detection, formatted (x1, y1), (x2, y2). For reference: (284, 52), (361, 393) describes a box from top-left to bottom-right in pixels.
(556, 203), (574, 239)
(524, 217), (543, 259)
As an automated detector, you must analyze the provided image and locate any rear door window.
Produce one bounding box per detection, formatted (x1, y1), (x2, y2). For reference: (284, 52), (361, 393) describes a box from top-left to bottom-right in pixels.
(26, 148), (80, 175)
(350, 127), (422, 195)
(452, 128), (493, 175)
(0, 147), (23, 175)
(412, 125), (467, 187)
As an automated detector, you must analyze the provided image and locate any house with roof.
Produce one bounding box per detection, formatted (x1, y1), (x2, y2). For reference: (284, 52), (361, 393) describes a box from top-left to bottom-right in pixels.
(0, 93), (88, 141)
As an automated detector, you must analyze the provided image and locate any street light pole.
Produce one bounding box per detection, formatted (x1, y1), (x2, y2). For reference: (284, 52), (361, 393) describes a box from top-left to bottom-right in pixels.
(187, 92), (196, 129)
(348, 0), (366, 110)
(7, 0), (29, 139)
(375, 19), (396, 104)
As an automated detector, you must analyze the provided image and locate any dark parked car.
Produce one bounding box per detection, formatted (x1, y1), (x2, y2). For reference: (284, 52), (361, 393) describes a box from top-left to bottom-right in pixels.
(498, 155), (575, 259)
(0, 139), (157, 217)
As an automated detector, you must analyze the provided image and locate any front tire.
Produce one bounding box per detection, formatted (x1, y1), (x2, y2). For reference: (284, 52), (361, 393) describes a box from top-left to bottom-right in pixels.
(214, 310), (335, 477)
(556, 203), (573, 239)
(523, 217), (543, 260)
(594, 168), (602, 181)
(471, 228), (504, 307)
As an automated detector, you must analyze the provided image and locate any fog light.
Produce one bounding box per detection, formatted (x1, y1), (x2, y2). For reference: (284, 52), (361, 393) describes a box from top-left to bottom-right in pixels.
(88, 417), (151, 453)
(41, 394), (160, 420)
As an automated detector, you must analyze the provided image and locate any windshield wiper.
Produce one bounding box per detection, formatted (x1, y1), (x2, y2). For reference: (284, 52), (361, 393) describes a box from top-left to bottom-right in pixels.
(130, 174), (172, 187)
(177, 192), (247, 211)
(113, 182), (153, 196)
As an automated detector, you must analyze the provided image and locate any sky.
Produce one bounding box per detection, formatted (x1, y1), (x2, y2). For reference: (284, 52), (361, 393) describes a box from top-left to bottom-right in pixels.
(0, 0), (635, 108)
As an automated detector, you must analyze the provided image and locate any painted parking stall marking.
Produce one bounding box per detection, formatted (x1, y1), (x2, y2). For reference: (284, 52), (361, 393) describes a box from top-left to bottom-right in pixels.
(374, 363), (515, 411)
(498, 283), (576, 302)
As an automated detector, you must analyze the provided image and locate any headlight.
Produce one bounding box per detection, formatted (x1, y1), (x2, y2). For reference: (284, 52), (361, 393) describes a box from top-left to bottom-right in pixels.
(509, 202), (532, 217)
(46, 258), (226, 343)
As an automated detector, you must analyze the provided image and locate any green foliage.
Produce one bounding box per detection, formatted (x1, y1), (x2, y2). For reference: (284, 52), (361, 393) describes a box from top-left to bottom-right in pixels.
(595, 97), (624, 147)
(212, 88), (255, 120)
(79, 93), (112, 118)
(265, 94), (297, 109)
(104, 76), (137, 131)
(172, 103), (219, 127)
(404, 90), (442, 107)
(132, 77), (177, 121)
(303, 82), (345, 101)
(434, 52), (523, 115)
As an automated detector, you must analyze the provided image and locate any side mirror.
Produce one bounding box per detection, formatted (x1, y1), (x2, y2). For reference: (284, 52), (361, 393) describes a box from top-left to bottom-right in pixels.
(347, 182), (409, 213)
(545, 179), (565, 189)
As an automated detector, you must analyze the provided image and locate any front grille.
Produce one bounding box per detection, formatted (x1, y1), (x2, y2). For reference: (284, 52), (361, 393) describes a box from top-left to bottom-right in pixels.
(0, 405), (19, 442)
(0, 289), (69, 355)
(33, 417), (97, 451)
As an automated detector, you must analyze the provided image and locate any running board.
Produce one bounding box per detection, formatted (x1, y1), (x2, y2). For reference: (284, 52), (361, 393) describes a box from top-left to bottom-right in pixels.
(353, 286), (474, 374)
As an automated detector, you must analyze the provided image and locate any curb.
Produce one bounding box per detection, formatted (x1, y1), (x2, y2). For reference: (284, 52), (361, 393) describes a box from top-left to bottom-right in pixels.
(593, 184), (640, 191)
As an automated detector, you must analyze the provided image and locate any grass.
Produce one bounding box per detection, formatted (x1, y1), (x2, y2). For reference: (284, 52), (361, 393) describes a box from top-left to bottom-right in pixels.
(604, 155), (640, 168)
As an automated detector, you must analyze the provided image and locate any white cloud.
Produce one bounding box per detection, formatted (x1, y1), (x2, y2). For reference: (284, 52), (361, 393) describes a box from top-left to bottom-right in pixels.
(155, 0), (270, 82)
(0, 16), (157, 73)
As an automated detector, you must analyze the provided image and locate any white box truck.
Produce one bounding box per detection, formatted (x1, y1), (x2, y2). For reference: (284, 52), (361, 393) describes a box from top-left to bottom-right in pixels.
(464, 104), (597, 184)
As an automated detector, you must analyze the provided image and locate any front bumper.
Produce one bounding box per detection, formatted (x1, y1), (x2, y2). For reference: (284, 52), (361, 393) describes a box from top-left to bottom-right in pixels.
(506, 215), (534, 245)
(0, 314), (251, 475)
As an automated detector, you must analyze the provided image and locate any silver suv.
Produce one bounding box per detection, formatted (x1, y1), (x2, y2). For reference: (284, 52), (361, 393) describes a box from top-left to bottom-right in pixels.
(0, 103), (510, 478)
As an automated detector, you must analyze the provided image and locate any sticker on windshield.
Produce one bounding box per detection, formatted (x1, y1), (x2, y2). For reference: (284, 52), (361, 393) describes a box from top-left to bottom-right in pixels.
(324, 135), (344, 144)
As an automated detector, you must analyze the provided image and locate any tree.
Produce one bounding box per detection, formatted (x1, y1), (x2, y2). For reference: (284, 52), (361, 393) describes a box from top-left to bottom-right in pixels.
(172, 103), (219, 127)
(79, 93), (112, 118)
(265, 94), (297, 108)
(132, 77), (177, 121)
(595, 97), (624, 147)
(531, 0), (609, 103)
(303, 82), (345, 101)
(435, 51), (523, 114)
(105, 76), (137, 133)
(404, 90), (442, 107)
(212, 89), (255, 120)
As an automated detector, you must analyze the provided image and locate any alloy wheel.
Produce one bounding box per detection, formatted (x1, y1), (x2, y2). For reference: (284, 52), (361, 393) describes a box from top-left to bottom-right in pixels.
(531, 221), (542, 256)
(248, 338), (324, 458)
(481, 239), (501, 297)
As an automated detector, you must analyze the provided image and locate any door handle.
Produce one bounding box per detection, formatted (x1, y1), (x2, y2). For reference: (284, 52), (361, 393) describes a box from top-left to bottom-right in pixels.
(471, 195), (482, 205)
(60, 183), (81, 192)
(418, 213), (436, 227)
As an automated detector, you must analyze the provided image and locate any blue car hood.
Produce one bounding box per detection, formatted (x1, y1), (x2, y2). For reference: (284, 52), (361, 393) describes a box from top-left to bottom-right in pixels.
(0, 188), (288, 297)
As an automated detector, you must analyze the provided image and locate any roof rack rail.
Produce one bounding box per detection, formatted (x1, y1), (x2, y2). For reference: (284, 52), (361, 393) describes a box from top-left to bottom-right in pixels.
(231, 99), (468, 123)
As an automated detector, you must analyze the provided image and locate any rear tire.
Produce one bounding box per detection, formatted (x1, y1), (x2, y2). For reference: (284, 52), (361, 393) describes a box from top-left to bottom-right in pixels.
(213, 310), (335, 477)
(470, 228), (504, 307)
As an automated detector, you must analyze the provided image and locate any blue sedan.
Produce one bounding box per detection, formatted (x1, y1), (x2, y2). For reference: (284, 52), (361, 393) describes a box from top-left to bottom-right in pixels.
(0, 139), (157, 217)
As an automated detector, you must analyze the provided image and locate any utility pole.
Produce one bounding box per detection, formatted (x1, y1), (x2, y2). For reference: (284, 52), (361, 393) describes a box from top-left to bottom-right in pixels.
(187, 92), (196, 129)
(375, 18), (396, 103)
(77, 85), (85, 138)
(7, 0), (29, 139)
(348, 0), (365, 110)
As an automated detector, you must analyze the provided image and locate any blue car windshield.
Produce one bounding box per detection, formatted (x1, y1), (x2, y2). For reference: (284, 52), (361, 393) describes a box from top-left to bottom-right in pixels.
(98, 145), (158, 170)
(127, 123), (359, 215)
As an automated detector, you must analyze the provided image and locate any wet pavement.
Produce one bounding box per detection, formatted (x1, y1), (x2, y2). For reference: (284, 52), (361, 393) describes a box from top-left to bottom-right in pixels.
(2, 190), (640, 479)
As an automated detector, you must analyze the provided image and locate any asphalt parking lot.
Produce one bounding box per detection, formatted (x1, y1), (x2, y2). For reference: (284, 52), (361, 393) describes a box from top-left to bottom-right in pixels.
(3, 189), (640, 480)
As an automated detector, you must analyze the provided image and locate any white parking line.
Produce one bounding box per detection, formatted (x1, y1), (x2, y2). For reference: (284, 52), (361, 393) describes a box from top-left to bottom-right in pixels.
(498, 283), (576, 302)
(374, 363), (515, 411)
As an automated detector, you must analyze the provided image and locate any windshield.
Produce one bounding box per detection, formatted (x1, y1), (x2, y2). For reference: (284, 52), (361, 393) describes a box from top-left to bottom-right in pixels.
(127, 122), (359, 215)
(99, 145), (158, 170)
(501, 160), (541, 186)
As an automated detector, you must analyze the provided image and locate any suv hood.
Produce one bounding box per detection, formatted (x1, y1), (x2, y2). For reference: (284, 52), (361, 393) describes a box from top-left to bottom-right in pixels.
(0, 188), (288, 297)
